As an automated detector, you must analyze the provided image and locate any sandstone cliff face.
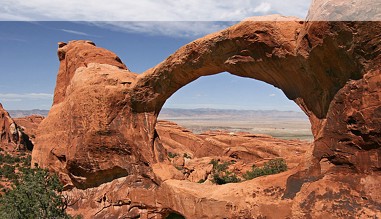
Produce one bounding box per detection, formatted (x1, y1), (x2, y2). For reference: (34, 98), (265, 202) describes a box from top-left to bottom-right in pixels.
(31, 0), (381, 218)
(0, 103), (19, 146)
(0, 104), (32, 150)
(32, 41), (156, 189)
(14, 115), (44, 145)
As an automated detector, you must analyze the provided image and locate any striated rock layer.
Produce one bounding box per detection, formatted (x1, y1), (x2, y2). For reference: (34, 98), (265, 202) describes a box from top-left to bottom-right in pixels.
(32, 0), (381, 217)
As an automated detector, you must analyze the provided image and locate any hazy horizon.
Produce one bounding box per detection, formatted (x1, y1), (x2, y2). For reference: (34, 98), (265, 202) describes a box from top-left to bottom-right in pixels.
(7, 107), (306, 113)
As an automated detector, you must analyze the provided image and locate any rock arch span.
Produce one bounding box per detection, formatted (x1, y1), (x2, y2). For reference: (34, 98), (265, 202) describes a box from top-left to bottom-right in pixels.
(32, 3), (380, 194)
(130, 19), (380, 171)
(27, 0), (381, 217)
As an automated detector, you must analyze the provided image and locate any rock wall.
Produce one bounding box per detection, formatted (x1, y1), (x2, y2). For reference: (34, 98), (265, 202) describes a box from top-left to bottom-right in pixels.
(0, 103), (32, 150)
(32, 41), (157, 189)
(0, 103), (20, 146)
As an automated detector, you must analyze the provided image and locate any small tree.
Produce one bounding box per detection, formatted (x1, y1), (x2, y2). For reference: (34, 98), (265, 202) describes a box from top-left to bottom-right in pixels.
(0, 167), (71, 219)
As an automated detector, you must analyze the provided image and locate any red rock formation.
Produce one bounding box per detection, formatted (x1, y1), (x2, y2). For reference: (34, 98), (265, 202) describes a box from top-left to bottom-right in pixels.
(54, 41), (128, 105)
(0, 103), (20, 147)
(0, 103), (32, 150)
(14, 115), (44, 138)
(32, 40), (157, 189)
(32, 0), (381, 217)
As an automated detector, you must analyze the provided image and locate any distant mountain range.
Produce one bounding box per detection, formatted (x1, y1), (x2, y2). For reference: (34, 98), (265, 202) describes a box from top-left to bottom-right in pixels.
(159, 108), (308, 121)
(8, 108), (308, 121)
(7, 108), (311, 140)
(8, 109), (49, 118)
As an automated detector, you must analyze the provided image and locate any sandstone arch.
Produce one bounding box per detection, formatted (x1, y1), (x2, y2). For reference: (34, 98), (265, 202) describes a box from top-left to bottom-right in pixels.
(130, 19), (359, 121)
(28, 0), (381, 217)
(32, 19), (381, 190)
(130, 19), (380, 171)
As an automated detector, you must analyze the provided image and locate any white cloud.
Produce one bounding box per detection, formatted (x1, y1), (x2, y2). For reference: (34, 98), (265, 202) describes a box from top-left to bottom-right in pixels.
(0, 93), (53, 102)
(253, 2), (271, 13)
(1, 98), (22, 102)
(0, 37), (27, 42)
(92, 21), (235, 38)
(0, 0), (313, 37)
(267, 0), (311, 19)
(60, 29), (89, 36)
(0, 0), (311, 21)
(3, 1), (378, 38)
(1, 0), (379, 22)
(269, 94), (276, 97)
(58, 28), (102, 37)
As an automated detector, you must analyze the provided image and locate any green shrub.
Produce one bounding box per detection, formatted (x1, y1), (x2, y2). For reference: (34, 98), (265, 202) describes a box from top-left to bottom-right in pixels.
(243, 158), (287, 180)
(2, 154), (20, 164)
(22, 155), (32, 166)
(210, 159), (241, 185)
(210, 159), (229, 172)
(1, 164), (17, 180)
(167, 152), (178, 159)
(212, 171), (241, 185)
(197, 179), (206, 184)
(174, 165), (183, 171)
(0, 168), (72, 219)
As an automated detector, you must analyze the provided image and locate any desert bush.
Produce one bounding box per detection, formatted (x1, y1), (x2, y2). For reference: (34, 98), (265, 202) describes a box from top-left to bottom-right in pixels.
(243, 158), (287, 180)
(21, 155), (32, 166)
(197, 179), (206, 184)
(167, 152), (178, 159)
(210, 159), (241, 185)
(0, 167), (72, 219)
(212, 171), (241, 185)
(2, 154), (20, 164)
(174, 165), (184, 171)
(0, 164), (17, 180)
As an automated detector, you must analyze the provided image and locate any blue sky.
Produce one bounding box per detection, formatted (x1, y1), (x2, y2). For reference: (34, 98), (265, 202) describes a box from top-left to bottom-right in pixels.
(0, 1), (313, 111)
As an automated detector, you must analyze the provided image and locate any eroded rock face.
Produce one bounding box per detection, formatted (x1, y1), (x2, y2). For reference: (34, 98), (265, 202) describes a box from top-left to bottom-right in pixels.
(0, 103), (32, 150)
(32, 41), (157, 189)
(14, 115), (44, 145)
(0, 103), (20, 146)
(32, 0), (381, 217)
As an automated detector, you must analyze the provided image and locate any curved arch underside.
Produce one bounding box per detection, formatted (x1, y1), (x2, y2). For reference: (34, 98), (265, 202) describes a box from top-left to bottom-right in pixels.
(130, 20), (360, 120)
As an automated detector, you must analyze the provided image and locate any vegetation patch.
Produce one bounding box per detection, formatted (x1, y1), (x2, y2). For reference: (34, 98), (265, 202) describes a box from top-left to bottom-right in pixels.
(210, 159), (241, 185)
(197, 179), (206, 184)
(167, 152), (178, 159)
(0, 151), (80, 218)
(183, 153), (191, 159)
(243, 158), (288, 180)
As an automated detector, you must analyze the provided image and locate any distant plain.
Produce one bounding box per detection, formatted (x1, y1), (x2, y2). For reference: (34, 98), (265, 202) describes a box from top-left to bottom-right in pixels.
(159, 108), (313, 141)
(9, 108), (313, 141)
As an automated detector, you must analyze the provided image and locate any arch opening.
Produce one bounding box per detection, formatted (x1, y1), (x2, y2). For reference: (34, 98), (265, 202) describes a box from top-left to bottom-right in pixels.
(154, 72), (314, 186)
(158, 72), (313, 141)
